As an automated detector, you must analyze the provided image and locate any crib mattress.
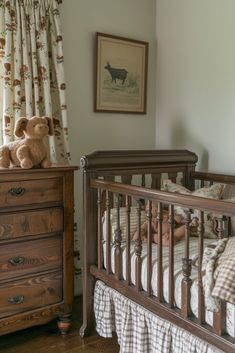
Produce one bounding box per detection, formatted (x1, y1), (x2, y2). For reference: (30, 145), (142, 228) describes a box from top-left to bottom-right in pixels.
(102, 238), (235, 338)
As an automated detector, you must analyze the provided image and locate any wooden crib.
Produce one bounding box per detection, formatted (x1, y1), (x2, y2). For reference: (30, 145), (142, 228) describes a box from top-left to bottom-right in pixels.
(79, 149), (235, 353)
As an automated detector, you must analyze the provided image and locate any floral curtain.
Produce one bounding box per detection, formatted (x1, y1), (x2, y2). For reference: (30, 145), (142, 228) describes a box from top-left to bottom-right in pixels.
(0, 0), (70, 164)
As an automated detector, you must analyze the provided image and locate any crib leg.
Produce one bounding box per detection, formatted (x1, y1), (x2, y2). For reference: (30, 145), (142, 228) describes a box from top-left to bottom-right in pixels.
(79, 176), (97, 337)
(79, 269), (95, 337)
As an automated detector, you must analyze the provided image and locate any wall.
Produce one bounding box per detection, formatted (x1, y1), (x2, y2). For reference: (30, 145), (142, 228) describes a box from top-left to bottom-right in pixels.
(156, 0), (235, 173)
(61, 0), (156, 293)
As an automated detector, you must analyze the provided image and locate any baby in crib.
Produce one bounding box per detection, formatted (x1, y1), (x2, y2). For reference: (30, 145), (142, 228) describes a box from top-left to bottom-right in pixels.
(132, 203), (186, 246)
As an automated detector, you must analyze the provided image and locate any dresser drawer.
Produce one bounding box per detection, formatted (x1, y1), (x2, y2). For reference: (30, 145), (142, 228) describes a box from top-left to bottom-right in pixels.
(0, 236), (62, 281)
(0, 178), (63, 208)
(0, 271), (62, 318)
(0, 208), (63, 241)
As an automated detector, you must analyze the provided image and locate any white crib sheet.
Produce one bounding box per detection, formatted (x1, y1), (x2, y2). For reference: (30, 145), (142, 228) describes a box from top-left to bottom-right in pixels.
(102, 238), (235, 338)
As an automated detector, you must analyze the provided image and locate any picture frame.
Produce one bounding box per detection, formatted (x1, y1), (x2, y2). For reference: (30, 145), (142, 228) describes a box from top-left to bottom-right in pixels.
(95, 32), (148, 114)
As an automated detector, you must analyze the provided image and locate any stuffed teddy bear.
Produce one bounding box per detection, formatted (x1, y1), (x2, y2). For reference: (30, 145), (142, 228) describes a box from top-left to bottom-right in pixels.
(0, 116), (54, 169)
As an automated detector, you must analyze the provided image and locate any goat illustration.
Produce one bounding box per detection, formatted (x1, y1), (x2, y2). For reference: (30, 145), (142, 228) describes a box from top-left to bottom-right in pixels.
(104, 62), (128, 84)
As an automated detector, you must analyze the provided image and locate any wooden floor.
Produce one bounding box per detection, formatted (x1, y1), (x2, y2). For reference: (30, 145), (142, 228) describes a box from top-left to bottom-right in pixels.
(0, 297), (120, 353)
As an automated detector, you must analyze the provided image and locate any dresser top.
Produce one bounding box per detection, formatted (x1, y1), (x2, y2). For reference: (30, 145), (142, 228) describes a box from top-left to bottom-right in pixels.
(0, 164), (78, 174)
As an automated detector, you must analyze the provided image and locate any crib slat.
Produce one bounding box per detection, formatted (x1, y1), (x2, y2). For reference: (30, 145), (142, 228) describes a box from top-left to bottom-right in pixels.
(184, 211), (191, 259)
(121, 176), (132, 206)
(151, 173), (161, 189)
(213, 301), (226, 336)
(168, 172), (177, 183)
(216, 215), (224, 239)
(135, 200), (142, 291)
(157, 202), (163, 302)
(125, 195), (131, 286)
(105, 190), (111, 274)
(121, 175), (132, 184)
(198, 210), (205, 324)
(147, 200), (152, 296)
(168, 204), (175, 308)
(104, 176), (115, 207)
(141, 174), (146, 187)
(182, 210), (192, 318)
(114, 194), (122, 280)
(97, 188), (103, 270)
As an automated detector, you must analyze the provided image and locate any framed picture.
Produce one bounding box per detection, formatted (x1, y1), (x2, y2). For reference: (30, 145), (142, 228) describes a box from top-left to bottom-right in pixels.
(95, 32), (148, 114)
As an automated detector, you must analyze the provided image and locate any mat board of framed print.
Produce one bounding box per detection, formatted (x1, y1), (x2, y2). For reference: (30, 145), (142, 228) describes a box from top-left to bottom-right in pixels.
(95, 32), (148, 114)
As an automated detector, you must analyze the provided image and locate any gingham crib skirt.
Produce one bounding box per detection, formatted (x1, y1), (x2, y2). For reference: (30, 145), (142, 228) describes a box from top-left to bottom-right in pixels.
(94, 280), (223, 353)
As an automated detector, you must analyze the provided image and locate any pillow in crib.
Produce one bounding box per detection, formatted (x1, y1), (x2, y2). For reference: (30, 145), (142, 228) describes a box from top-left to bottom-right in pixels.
(102, 206), (147, 241)
(162, 180), (191, 194)
(163, 179), (224, 199)
(162, 180), (225, 238)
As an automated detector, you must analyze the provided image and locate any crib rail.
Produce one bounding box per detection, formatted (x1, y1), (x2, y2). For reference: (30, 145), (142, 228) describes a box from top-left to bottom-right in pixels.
(80, 150), (235, 353)
(89, 178), (235, 353)
(91, 178), (235, 217)
(192, 171), (235, 185)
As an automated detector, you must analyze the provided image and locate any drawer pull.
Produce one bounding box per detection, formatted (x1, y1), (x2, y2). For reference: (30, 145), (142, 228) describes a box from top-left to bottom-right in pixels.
(9, 256), (25, 266)
(8, 187), (25, 197)
(8, 295), (24, 305)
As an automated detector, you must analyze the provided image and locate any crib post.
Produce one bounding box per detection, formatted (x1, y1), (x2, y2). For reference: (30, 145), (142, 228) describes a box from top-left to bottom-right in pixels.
(185, 166), (196, 191)
(80, 170), (97, 337)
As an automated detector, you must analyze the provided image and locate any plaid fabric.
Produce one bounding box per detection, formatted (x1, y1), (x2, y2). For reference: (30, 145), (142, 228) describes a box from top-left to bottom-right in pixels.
(203, 239), (228, 311)
(212, 237), (235, 304)
(94, 280), (223, 353)
(203, 237), (235, 311)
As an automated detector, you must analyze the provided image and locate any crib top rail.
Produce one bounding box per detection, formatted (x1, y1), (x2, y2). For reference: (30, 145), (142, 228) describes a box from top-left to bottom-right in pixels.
(91, 178), (235, 217)
(80, 149), (198, 172)
(192, 170), (235, 184)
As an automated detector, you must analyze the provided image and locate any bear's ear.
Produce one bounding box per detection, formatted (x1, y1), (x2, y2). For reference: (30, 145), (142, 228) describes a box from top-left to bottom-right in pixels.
(43, 116), (54, 136)
(14, 117), (28, 138)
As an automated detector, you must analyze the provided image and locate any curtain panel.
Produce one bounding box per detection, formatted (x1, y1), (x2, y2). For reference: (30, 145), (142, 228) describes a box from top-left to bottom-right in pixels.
(0, 0), (70, 163)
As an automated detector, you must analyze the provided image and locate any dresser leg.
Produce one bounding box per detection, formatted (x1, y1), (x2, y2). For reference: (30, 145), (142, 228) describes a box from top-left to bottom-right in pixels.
(57, 313), (72, 335)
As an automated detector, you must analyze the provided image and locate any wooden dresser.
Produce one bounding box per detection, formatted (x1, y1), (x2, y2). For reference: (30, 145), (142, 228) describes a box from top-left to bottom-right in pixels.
(0, 165), (77, 336)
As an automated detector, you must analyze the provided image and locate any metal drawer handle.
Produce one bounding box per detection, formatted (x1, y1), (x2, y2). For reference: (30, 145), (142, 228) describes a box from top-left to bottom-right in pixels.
(8, 187), (25, 197)
(8, 295), (24, 305)
(8, 256), (25, 266)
